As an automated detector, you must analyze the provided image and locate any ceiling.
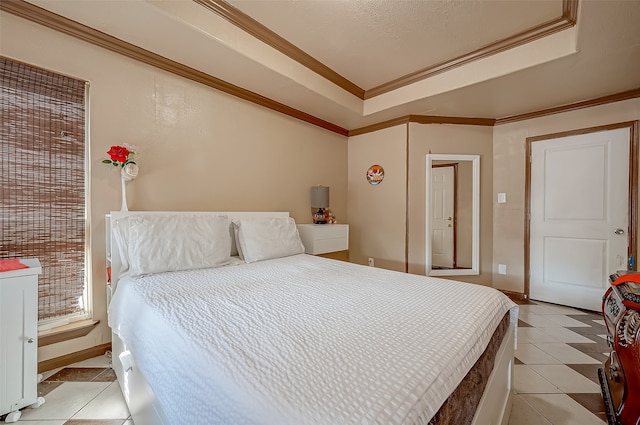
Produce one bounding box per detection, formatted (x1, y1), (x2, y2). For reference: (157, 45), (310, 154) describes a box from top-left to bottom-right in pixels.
(14, 0), (640, 131)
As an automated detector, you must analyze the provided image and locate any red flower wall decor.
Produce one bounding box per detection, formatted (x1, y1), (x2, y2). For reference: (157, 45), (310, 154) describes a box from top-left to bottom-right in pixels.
(103, 145), (136, 167)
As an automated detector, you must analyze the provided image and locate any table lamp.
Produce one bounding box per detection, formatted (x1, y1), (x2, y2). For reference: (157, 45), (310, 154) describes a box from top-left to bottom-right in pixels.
(310, 185), (329, 224)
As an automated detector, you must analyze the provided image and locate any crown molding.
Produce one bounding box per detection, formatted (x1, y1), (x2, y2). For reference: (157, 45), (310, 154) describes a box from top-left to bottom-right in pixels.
(0, 0), (349, 136)
(194, 0), (365, 99)
(202, 0), (578, 102)
(6, 0), (634, 138)
(495, 88), (640, 125)
(365, 0), (578, 99)
(349, 86), (640, 136)
(348, 115), (495, 137)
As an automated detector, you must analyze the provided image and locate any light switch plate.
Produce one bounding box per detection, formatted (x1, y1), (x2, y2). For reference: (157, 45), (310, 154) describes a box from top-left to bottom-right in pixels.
(498, 193), (507, 204)
(498, 264), (507, 275)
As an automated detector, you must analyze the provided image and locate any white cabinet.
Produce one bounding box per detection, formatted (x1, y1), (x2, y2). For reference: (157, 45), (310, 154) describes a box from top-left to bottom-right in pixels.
(297, 224), (349, 254)
(0, 259), (43, 422)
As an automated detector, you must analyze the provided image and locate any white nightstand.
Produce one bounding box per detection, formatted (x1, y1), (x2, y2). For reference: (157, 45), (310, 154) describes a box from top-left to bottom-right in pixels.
(297, 224), (349, 255)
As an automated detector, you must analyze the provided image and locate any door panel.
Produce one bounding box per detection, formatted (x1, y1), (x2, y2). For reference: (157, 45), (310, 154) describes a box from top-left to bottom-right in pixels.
(431, 166), (455, 268)
(543, 237), (606, 288)
(544, 144), (606, 220)
(530, 127), (630, 311)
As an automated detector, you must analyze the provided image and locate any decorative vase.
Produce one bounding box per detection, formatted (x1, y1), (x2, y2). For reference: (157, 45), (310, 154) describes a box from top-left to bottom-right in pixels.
(120, 174), (128, 212)
(120, 163), (139, 212)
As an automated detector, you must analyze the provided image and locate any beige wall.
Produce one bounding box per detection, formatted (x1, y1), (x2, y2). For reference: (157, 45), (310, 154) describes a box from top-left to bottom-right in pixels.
(347, 125), (407, 271)
(493, 98), (640, 294)
(407, 123), (494, 286)
(347, 123), (493, 284)
(1, 12), (347, 362)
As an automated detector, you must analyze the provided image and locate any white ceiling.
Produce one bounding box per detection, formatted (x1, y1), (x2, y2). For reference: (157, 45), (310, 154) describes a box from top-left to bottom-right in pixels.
(21, 0), (640, 130)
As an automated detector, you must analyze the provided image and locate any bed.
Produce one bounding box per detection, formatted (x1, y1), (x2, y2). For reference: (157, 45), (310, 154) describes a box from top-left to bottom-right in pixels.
(106, 211), (518, 425)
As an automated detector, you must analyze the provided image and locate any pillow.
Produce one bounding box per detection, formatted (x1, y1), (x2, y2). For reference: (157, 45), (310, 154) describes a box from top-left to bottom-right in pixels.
(233, 217), (305, 263)
(114, 214), (231, 277)
(229, 224), (240, 257)
(232, 222), (245, 260)
(112, 216), (132, 277)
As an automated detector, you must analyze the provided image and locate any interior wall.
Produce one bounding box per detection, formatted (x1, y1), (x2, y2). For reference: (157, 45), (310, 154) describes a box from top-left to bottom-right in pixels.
(492, 98), (640, 294)
(407, 123), (494, 286)
(347, 125), (407, 271)
(1, 12), (347, 362)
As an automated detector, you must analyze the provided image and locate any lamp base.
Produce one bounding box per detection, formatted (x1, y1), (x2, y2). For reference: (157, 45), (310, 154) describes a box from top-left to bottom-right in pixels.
(313, 208), (327, 224)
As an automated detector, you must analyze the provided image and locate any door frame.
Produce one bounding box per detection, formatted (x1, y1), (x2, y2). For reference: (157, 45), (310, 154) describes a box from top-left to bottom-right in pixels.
(432, 163), (458, 268)
(524, 121), (639, 298)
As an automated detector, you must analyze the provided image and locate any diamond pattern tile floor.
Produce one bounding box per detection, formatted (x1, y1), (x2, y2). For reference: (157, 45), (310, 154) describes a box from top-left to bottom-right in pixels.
(509, 300), (608, 424)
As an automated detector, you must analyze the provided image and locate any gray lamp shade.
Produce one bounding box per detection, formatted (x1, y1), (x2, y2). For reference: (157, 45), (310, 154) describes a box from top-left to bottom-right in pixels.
(310, 186), (330, 208)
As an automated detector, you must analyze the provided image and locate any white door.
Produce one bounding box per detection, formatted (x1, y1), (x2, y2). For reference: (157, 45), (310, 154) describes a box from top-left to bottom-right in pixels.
(431, 166), (455, 268)
(530, 127), (630, 311)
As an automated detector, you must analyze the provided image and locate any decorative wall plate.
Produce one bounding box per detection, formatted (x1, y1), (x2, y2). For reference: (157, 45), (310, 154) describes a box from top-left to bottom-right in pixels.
(366, 164), (384, 185)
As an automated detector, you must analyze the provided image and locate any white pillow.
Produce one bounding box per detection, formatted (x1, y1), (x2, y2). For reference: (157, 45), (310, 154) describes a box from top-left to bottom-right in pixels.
(114, 214), (231, 277)
(233, 217), (305, 263)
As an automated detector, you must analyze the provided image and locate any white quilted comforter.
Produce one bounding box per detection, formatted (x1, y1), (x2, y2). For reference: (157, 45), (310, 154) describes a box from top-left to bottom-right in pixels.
(108, 254), (516, 425)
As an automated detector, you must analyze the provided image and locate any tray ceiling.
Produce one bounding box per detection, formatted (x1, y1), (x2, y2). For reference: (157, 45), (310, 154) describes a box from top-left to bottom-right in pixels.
(3, 0), (640, 131)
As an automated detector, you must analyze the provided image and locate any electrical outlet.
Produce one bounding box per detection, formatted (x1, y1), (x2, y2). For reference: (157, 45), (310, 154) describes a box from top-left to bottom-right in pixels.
(368, 257), (374, 267)
(498, 264), (507, 275)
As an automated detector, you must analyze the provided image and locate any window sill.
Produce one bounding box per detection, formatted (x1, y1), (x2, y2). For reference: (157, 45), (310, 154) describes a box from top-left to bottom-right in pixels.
(38, 319), (100, 347)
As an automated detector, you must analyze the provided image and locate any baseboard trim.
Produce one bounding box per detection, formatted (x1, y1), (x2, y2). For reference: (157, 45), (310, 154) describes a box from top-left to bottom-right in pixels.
(499, 289), (528, 301)
(38, 342), (112, 373)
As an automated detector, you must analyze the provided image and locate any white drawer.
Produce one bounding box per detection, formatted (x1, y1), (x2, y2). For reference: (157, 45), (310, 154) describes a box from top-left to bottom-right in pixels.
(297, 224), (349, 255)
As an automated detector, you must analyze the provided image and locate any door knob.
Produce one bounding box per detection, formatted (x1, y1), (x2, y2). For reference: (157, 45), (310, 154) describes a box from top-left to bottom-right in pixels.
(614, 228), (625, 235)
(447, 217), (452, 221)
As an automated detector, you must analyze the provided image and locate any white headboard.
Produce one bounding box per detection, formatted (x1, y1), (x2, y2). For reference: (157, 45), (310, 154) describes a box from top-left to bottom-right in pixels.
(106, 211), (289, 292)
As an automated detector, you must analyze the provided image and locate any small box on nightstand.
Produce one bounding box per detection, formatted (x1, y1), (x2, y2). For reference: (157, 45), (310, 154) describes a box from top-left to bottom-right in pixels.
(297, 224), (349, 255)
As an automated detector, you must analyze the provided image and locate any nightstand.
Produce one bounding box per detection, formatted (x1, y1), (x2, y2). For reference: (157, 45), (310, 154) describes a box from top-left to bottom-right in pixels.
(297, 224), (349, 260)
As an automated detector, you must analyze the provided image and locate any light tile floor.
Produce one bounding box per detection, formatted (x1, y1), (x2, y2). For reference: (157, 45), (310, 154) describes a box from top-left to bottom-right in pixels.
(7, 355), (132, 425)
(5, 301), (607, 425)
(508, 301), (608, 425)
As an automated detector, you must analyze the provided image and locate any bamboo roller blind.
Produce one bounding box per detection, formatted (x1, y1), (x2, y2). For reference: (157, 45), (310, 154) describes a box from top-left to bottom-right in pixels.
(1, 57), (87, 320)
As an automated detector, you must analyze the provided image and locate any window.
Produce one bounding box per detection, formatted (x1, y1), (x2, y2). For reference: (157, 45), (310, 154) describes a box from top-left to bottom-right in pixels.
(0, 57), (88, 325)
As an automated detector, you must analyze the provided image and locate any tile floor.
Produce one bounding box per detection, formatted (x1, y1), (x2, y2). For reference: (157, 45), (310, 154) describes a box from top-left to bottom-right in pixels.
(6, 355), (131, 425)
(508, 301), (608, 425)
(4, 301), (608, 425)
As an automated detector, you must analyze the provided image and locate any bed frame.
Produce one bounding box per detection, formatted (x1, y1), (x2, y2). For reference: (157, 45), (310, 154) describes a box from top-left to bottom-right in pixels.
(107, 211), (515, 425)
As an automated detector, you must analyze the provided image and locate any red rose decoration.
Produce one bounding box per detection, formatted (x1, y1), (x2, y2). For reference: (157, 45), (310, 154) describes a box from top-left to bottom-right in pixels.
(103, 144), (136, 168)
(107, 145), (130, 163)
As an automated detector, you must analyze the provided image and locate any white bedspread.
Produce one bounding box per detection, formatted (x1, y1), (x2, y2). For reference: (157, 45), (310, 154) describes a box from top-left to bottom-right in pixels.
(108, 254), (517, 425)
